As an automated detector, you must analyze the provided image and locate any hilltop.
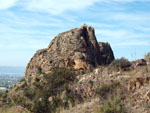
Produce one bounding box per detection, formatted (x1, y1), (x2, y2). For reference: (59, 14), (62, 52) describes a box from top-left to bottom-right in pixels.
(0, 25), (150, 113)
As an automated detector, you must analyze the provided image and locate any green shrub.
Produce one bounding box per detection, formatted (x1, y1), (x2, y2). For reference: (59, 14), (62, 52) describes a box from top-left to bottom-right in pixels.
(32, 67), (76, 113)
(1, 94), (7, 103)
(10, 94), (27, 106)
(24, 87), (35, 100)
(4, 68), (76, 113)
(96, 81), (120, 99)
(109, 57), (129, 71)
(97, 96), (126, 113)
(145, 52), (150, 59)
(46, 67), (76, 89)
(33, 96), (50, 113)
(63, 85), (75, 109)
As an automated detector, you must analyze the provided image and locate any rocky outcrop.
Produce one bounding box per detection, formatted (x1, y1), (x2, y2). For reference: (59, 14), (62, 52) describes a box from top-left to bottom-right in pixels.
(128, 77), (150, 91)
(99, 42), (115, 65)
(2, 25), (150, 113)
(25, 25), (114, 81)
(131, 59), (147, 68)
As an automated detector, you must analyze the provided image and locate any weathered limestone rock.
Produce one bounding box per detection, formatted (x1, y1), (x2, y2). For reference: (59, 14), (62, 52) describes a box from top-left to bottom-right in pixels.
(25, 25), (114, 83)
(99, 42), (115, 65)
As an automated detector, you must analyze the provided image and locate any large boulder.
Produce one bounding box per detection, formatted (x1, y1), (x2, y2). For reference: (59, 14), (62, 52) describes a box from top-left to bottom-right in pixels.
(99, 42), (115, 65)
(25, 25), (103, 79)
(25, 25), (115, 82)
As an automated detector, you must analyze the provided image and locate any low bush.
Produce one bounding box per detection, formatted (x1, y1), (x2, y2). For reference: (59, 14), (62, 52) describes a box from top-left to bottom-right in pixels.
(145, 52), (150, 59)
(23, 87), (35, 100)
(109, 57), (129, 71)
(97, 96), (126, 113)
(1, 67), (77, 113)
(33, 95), (51, 113)
(96, 81), (120, 99)
(1, 94), (7, 103)
(31, 67), (77, 113)
(46, 67), (76, 89)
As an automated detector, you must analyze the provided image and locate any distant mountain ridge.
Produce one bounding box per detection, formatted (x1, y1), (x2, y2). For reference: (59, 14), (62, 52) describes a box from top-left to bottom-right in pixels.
(0, 66), (25, 75)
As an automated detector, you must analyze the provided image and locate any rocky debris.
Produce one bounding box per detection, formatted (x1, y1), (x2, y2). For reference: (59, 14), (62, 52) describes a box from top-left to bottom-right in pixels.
(25, 25), (114, 83)
(64, 65), (150, 113)
(72, 84), (97, 99)
(99, 42), (115, 65)
(48, 96), (54, 103)
(136, 59), (147, 66)
(126, 79), (150, 113)
(131, 59), (147, 67)
(128, 76), (150, 91)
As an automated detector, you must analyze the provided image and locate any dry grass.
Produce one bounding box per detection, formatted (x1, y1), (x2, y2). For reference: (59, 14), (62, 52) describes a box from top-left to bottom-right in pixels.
(0, 105), (31, 113)
(1, 62), (150, 113)
(62, 98), (100, 113)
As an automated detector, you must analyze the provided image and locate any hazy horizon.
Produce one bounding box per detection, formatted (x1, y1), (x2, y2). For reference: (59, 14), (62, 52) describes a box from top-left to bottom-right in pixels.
(0, 66), (25, 74)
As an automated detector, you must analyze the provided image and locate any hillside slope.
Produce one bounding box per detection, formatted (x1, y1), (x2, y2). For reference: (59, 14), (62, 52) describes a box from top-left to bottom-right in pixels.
(1, 25), (150, 113)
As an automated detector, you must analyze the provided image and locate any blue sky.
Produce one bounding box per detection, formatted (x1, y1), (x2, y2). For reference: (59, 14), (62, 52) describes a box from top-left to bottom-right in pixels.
(0, 0), (150, 66)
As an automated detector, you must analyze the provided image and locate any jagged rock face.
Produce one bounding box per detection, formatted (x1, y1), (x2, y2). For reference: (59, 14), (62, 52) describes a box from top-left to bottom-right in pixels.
(25, 25), (103, 79)
(99, 42), (115, 65)
(25, 25), (115, 81)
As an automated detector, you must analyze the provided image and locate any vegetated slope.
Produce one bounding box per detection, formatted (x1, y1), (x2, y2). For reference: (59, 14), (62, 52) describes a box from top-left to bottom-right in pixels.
(63, 59), (150, 113)
(2, 25), (150, 113)
(1, 58), (150, 113)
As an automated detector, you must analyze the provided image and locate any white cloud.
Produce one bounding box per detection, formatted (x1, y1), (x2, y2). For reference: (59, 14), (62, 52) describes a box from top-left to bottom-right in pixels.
(0, 0), (150, 14)
(95, 28), (150, 46)
(0, 0), (98, 13)
(110, 13), (150, 22)
(21, 0), (150, 14)
(22, 0), (99, 14)
(0, 0), (18, 10)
